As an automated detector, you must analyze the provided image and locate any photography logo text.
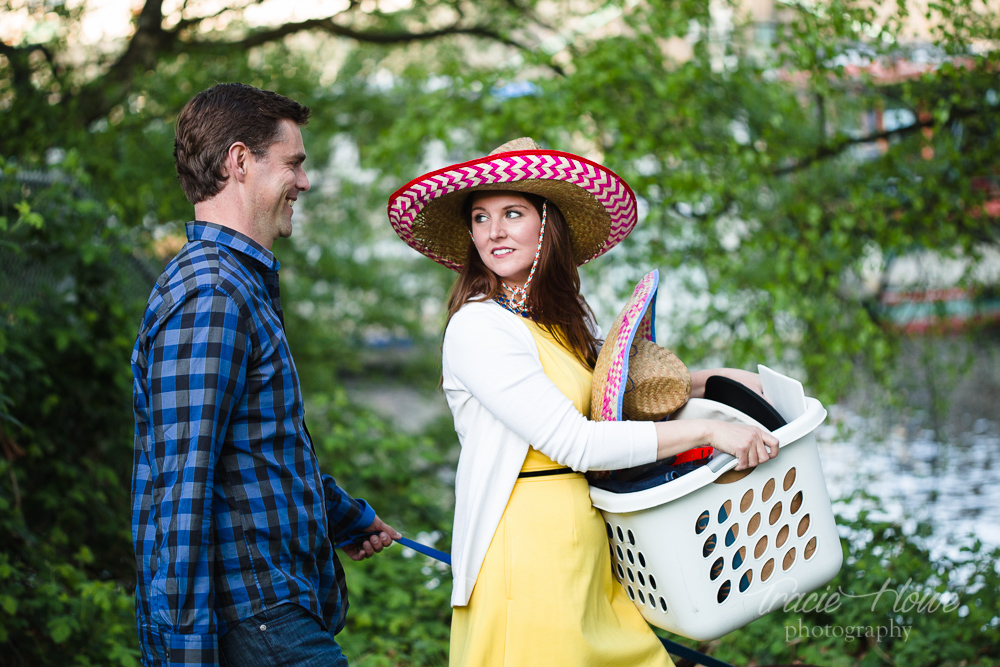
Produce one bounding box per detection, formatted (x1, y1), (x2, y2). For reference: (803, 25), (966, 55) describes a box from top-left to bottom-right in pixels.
(754, 577), (961, 643)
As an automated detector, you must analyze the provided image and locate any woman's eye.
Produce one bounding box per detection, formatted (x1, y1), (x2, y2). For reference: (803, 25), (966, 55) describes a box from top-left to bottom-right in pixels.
(506, 210), (522, 219)
(473, 214), (488, 223)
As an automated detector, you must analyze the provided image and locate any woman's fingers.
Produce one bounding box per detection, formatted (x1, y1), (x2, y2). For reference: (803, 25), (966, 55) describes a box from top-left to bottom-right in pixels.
(713, 422), (779, 470)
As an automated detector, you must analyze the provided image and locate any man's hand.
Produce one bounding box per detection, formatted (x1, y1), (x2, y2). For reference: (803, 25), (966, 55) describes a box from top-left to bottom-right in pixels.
(340, 515), (402, 562)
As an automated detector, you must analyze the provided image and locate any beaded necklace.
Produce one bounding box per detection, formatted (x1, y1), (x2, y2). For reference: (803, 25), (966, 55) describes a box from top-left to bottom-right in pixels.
(494, 292), (533, 318)
(469, 201), (547, 317)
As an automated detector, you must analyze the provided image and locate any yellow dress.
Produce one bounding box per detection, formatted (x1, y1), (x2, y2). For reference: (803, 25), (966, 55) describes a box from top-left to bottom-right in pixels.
(450, 319), (673, 667)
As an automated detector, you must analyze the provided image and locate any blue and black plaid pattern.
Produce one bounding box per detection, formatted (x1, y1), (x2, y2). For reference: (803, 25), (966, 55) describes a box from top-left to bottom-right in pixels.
(132, 222), (374, 666)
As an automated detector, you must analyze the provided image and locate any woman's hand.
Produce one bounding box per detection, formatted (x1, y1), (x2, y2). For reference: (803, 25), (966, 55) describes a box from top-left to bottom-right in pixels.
(706, 420), (778, 470)
(653, 419), (778, 469)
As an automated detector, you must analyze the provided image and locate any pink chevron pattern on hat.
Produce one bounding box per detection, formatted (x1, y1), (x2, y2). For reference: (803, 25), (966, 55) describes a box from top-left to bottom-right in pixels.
(596, 270), (658, 422)
(387, 149), (637, 271)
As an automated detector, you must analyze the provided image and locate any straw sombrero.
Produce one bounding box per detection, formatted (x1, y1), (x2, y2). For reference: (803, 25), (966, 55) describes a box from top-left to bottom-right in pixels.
(591, 269), (691, 423)
(386, 137), (638, 271)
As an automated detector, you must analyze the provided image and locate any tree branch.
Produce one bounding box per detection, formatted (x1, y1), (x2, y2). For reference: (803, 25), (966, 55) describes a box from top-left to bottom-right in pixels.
(183, 17), (532, 52)
(68, 0), (541, 126)
(771, 105), (984, 176)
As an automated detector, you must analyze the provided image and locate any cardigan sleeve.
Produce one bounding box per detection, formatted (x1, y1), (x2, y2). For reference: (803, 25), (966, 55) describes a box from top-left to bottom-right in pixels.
(443, 304), (657, 471)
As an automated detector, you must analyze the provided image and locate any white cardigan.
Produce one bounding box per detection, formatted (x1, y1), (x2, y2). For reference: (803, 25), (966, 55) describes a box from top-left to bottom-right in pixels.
(442, 300), (658, 606)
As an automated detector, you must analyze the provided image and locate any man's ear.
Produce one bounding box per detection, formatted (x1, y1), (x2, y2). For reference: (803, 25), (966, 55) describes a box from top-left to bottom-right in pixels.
(225, 142), (250, 183)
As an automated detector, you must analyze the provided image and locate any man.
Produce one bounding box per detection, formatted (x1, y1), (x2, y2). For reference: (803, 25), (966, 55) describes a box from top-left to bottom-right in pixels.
(131, 83), (398, 667)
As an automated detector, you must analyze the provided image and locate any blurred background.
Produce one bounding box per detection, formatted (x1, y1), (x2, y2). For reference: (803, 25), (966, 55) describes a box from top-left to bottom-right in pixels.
(1, 0), (998, 664)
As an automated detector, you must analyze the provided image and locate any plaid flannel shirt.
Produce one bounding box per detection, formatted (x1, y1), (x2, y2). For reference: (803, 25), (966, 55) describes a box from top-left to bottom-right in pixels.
(131, 222), (374, 666)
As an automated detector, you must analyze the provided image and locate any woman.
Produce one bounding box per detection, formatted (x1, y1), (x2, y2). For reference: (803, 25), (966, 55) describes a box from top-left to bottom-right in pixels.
(387, 138), (778, 665)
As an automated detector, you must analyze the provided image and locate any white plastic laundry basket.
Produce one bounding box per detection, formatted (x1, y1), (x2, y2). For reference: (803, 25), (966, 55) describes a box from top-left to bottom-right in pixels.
(589, 371), (842, 641)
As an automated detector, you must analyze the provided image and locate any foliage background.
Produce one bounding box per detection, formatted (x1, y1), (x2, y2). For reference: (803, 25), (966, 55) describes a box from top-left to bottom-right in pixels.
(1, 0), (998, 664)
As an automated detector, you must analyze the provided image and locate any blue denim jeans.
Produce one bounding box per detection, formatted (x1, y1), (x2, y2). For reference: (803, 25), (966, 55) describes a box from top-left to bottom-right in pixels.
(219, 603), (349, 667)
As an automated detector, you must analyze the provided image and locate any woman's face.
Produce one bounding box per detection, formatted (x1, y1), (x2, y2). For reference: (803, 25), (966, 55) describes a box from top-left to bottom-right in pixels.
(469, 191), (542, 287)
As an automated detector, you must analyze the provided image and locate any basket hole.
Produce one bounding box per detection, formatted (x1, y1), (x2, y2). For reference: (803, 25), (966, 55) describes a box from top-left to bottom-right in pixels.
(761, 558), (775, 581)
(616, 526), (624, 542)
(805, 537), (818, 560)
(695, 510), (710, 534)
(798, 514), (811, 537)
(606, 522), (613, 539)
(754, 535), (768, 559)
(783, 467), (797, 491)
(725, 524), (739, 547)
(616, 545), (624, 560)
(790, 490), (803, 514)
(769, 501), (783, 525)
(741, 488), (754, 513)
(638, 571), (646, 586)
(638, 551), (646, 568)
(617, 563), (624, 579)
(627, 549), (635, 565)
(739, 569), (753, 593)
(762, 478), (776, 502)
(717, 580), (731, 604)
(649, 574), (657, 590)
(703, 534), (717, 557)
(732, 546), (746, 570)
(660, 597), (668, 613)
(710, 557), (724, 581)
(776, 524), (789, 548)
(638, 589), (646, 604)
(627, 568), (635, 583)
(648, 595), (657, 609)
(627, 529), (636, 545)
(719, 499), (732, 523)
(783, 547), (797, 571)
(628, 586), (635, 600)
(747, 512), (761, 536)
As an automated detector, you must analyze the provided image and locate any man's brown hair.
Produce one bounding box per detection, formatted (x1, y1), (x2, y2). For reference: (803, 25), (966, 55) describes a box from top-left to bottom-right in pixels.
(174, 83), (311, 204)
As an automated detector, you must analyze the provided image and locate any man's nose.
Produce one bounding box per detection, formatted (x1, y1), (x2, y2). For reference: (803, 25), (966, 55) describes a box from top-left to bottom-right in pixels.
(298, 168), (311, 192)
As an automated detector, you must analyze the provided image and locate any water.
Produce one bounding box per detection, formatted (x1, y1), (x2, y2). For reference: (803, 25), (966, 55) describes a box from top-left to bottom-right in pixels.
(817, 404), (1000, 561)
(348, 378), (1000, 564)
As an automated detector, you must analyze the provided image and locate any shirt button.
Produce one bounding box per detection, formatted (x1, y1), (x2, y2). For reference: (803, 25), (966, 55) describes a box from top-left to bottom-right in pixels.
(260, 624), (267, 631)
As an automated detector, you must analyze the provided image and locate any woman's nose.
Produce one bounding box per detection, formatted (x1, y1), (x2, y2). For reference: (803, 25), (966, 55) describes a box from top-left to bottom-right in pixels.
(488, 219), (506, 240)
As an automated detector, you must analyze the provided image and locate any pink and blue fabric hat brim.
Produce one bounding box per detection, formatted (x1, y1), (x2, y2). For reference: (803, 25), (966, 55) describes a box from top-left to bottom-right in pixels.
(594, 269), (659, 422)
(615, 270), (658, 420)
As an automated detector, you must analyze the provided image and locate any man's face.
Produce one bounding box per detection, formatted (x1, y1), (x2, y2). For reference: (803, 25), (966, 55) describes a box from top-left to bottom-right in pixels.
(247, 118), (310, 247)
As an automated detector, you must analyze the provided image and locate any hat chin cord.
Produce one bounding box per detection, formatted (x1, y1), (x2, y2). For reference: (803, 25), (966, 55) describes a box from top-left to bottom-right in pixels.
(501, 201), (547, 314)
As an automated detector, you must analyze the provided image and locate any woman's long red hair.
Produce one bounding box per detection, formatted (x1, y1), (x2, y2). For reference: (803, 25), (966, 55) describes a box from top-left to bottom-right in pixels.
(445, 191), (600, 368)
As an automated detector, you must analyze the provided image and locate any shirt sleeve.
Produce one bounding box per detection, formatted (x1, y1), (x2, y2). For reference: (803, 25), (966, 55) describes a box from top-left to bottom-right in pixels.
(145, 287), (249, 665)
(322, 475), (376, 543)
(443, 305), (657, 472)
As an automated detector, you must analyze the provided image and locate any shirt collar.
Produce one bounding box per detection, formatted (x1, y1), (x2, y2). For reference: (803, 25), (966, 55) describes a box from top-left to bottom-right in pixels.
(186, 221), (281, 272)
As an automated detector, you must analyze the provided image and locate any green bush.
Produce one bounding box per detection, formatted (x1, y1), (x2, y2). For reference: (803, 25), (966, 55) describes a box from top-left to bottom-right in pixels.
(1, 156), (143, 665)
(702, 494), (1000, 666)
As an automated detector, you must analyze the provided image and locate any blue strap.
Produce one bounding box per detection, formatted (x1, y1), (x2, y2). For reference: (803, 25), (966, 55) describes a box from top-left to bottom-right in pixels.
(658, 636), (737, 667)
(335, 532), (452, 566)
(338, 532), (729, 667)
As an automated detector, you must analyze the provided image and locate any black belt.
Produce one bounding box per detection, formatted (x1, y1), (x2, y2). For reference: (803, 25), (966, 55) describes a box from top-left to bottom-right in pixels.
(517, 467), (576, 479)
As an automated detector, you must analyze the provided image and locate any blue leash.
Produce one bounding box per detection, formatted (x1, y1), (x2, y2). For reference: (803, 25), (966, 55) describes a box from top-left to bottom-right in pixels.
(336, 532), (451, 565)
(657, 638), (737, 667)
(339, 531), (733, 667)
